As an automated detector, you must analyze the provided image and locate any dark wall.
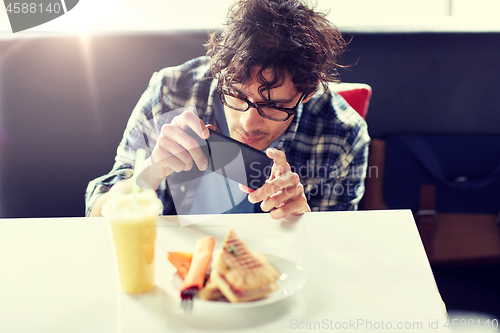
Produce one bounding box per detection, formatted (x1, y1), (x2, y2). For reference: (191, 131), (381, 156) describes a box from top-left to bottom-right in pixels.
(339, 33), (500, 138)
(0, 32), (208, 218)
(1, 32), (499, 217)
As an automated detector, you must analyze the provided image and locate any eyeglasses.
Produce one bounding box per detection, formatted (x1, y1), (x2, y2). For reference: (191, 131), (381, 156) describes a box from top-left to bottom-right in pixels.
(217, 89), (305, 122)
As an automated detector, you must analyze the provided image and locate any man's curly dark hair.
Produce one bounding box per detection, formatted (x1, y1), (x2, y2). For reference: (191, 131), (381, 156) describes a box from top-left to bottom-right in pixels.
(205, 0), (347, 101)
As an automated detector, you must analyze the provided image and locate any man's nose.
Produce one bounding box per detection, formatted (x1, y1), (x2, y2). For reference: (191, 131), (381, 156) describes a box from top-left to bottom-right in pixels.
(241, 106), (264, 132)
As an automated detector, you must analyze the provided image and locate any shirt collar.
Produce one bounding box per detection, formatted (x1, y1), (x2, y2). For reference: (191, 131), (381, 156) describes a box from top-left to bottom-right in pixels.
(307, 86), (336, 120)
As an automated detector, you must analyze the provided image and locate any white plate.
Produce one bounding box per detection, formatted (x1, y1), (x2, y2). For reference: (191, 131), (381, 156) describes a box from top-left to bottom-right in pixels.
(169, 254), (306, 308)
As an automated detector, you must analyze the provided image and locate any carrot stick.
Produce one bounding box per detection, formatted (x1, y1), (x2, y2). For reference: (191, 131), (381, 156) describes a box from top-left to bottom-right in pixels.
(167, 252), (193, 279)
(181, 236), (216, 291)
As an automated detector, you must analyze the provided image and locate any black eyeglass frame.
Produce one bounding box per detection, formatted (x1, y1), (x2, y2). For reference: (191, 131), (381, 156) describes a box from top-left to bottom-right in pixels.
(217, 89), (306, 122)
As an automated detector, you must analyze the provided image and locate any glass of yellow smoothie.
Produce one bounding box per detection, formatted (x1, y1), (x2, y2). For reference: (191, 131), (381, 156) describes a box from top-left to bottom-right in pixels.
(102, 186), (163, 294)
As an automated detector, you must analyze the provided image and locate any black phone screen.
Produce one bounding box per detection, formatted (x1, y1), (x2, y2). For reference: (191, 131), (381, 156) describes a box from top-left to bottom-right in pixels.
(181, 127), (273, 190)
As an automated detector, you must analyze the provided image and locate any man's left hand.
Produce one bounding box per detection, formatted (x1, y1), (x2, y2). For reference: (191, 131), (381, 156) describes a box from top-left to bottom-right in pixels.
(246, 148), (311, 219)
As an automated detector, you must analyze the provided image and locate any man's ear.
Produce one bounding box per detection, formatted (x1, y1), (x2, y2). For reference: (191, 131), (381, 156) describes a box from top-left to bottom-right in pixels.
(301, 82), (321, 104)
(301, 91), (316, 104)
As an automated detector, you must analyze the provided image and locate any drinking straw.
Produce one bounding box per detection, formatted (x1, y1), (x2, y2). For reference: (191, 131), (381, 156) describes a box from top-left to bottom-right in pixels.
(131, 148), (146, 211)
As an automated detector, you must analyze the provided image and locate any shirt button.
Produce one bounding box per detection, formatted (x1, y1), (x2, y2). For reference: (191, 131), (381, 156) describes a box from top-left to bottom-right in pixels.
(180, 185), (185, 192)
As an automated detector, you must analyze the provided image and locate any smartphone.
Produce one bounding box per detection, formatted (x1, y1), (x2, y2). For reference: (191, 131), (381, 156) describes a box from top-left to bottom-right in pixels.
(183, 127), (273, 190)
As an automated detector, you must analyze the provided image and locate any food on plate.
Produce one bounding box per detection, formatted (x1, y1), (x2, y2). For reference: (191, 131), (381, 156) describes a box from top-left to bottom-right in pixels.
(181, 236), (216, 292)
(167, 229), (280, 303)
(197, 249), (226, 301)
(209, 228), (280, 302)
(167, 252), (193, 279)
(198, 268), (228, 301)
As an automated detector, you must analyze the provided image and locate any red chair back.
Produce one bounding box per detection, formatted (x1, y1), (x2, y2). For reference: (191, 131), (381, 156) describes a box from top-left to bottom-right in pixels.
(329, 83), (372, 119)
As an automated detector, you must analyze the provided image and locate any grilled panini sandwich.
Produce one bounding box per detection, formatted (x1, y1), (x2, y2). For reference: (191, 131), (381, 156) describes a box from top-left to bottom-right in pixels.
(198, 249), (227, 301)
(210, 228), (279, 302)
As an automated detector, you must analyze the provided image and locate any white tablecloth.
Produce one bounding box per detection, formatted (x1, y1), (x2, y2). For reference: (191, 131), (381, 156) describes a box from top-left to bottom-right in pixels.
(0, 210), (449, 332)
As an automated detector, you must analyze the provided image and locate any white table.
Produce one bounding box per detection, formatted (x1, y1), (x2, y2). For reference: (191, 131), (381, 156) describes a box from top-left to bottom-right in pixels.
(0, 210), (449, 332)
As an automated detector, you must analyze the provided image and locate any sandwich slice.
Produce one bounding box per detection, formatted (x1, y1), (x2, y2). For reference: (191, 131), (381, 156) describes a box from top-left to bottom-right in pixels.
(210, 228), (280, 302)
(198, 249), (228, 302)
(198, 277), (228, 302)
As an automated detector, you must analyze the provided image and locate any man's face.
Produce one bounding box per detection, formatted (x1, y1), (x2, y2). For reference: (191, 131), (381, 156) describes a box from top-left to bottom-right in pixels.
(223, 67), (311, 151)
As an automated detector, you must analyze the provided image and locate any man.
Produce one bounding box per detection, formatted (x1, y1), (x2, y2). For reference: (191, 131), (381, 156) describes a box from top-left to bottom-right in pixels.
(86, 0), (370, 219)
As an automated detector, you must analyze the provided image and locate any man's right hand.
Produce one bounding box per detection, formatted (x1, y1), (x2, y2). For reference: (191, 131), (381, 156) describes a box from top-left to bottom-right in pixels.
(89, 111), (211, 217)
(140, 111), (213, 189)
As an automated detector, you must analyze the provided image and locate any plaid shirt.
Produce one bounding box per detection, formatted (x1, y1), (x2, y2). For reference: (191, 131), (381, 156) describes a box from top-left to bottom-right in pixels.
(85, 56), (370, 216)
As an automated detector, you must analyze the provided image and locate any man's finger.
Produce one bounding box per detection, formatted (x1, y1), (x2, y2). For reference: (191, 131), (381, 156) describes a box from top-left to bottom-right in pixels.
(267, 149), (291, 178)
(163, 125), (208, 171)
(239, 183), (255, 193)
(183, 119), (210, 169)
(266, 148), (287, 167)
(179, 132), (209, 171)
(162, 153), (187, 173)
(173, 111), (209, 140)
(260, 182), (303, 212)
(206, 123), (216, 132)
(248, 172), (299, 203)
(157, 128), (195, 170)
(269, 196), (310, 220)
(248, 181), (282, 203)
